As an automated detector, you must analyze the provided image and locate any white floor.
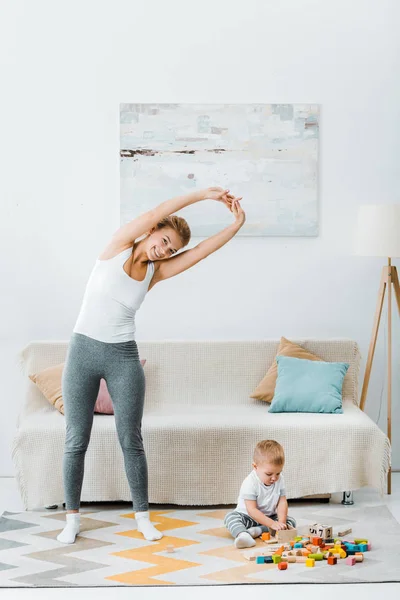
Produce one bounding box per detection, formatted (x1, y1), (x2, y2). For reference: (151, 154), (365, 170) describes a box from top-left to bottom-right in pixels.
(1, 476), (399, 599)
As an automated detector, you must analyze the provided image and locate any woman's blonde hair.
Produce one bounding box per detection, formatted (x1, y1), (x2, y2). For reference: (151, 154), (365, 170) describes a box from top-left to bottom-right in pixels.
(253, 440), (285, 466)
(155, 216), (191, 247)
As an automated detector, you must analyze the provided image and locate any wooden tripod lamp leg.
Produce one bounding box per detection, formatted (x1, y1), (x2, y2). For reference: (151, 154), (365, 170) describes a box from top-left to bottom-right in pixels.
(387, 262), (392, 495)
(359, 267), (387, 412)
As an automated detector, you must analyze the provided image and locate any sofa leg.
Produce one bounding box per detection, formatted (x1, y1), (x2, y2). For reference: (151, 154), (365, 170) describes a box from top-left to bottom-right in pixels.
(45, 505), (58, 510)
(341, 491), (354, 505)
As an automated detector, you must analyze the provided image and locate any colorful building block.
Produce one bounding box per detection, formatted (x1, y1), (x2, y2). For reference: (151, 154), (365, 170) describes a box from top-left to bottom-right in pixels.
(308, 553), (324, 561)
(309, 524), (333, 539)
(306, 558), (315, 567)
(354, 553), (364, 562)
(346, 556), (356, 566)
(338, 528), (352, 537)
(367, 543), (372, 551)
(294, 536), (303, 542)
(294, 543), (303, 548)
(354, 539), (368, 545)
(264, 556), (274, 563)
(278, 562), (288, 570)
(272, 555), (282, 564)
(311, 537), (323, 546)
(331, 545), (347, 558)
(328, 556), (337, 565)
(256, 556), (265, 564)
(358, 543), (368, 552)
(261, 532), (271, 541)
(286, 556), (296, 563)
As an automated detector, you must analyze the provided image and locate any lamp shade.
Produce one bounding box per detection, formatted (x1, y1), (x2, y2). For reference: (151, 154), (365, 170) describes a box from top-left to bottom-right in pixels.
(354, 204), (400, 257)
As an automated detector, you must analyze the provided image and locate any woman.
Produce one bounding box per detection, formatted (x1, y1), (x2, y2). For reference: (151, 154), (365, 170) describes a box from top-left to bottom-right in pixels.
(57, 186), (245, 544)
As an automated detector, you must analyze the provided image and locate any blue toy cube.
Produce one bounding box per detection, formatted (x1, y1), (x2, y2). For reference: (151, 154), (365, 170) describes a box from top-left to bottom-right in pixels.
(359, 543), (368, 552)
(256, 556), (265, 564)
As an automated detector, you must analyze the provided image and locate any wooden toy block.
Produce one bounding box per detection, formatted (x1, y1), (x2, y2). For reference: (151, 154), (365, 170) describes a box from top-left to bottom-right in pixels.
(276, 528), (297, 543)
(243, 548), (278, 560)
(308, 553), (324, 561)
(346, 556), (356, 566)
(286, 556), (296, 563)
(355, 553), (364, 562)
(311, 536), (323, 546)
(166, 545), (175, 553)
(328, 556), (337, 565)
(295, 556), (308, 563)
(354, 538), (368, 545)
(331, 546), (347, 558)
(264, 556), (274, 563)
(367, 543), (372, 551)
(358, 543), (368, 552)
(306, 558), (315, 567)
(309, 524), (333, 539)
(272, 555), (282, 564)
(278, 562), (288, 570)
(294, 542), (303, 548)
(346, 544), (360, 552)
(294, 536), (303, 542)
(256, 556), (265, 564)
(325, 538), (335, 544)
(338, 528), (352, 537)
(261, 532), (271, 541)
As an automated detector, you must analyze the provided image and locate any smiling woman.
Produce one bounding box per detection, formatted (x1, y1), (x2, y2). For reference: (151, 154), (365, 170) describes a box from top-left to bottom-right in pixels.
(57, 186), (245, 546)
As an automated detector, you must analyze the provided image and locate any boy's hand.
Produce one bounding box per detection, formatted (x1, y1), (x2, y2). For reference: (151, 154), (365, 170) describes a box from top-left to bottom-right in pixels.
(269, 521), (287, 531)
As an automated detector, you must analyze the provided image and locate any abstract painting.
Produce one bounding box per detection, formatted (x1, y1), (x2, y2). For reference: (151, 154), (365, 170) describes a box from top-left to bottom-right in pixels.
(120, 104), (319, 237)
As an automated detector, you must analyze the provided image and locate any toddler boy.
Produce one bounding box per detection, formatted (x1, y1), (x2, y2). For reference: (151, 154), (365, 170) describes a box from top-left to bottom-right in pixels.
(224, 440), (296, 548)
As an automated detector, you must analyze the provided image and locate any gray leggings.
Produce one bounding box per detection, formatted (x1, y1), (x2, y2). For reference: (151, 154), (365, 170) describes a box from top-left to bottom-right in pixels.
(61, 332), (148, 511)
(224, 510), (296, 538)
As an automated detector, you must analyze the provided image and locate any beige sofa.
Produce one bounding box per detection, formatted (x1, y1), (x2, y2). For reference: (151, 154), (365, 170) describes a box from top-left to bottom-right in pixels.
(12, 339), (390, 510)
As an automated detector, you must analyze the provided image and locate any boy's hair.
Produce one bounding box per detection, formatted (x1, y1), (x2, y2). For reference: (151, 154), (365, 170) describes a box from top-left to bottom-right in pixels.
(253, 440), (285, 466)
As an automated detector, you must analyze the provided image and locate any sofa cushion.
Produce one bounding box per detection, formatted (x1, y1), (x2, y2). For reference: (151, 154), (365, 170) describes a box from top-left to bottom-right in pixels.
(250, 336), (323, 403)
(269, 356), (349, 414)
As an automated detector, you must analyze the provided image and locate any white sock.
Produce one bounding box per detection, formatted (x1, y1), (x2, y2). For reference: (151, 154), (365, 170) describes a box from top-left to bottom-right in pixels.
(247, 526), (262, 539)
(235, 531), (256, 549)
(57, 513), (81, 544)
(135, 511), (163, 541)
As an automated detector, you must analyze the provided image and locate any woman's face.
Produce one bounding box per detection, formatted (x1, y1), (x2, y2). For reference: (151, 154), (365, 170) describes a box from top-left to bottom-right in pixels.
(146, 227), (184, 261)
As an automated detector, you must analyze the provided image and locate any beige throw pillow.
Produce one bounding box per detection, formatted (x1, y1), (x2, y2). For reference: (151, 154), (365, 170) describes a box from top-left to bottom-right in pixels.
(250, 336), (323, 402)
(29, 363), (65, 414)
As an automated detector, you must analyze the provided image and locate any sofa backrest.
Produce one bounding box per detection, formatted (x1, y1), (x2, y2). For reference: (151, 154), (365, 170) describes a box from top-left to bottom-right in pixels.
(18, 338), (361, 417)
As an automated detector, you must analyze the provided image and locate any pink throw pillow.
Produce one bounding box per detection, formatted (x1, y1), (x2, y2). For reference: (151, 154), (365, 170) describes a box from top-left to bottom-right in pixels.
(94, 359), (146, 414)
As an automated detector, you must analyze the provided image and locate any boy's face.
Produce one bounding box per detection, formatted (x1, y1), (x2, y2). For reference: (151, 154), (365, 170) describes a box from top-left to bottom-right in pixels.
(252, 461), (283, 486)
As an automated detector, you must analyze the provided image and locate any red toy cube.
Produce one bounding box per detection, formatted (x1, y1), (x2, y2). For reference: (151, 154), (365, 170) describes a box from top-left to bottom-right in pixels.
(278, 562), (288, 570)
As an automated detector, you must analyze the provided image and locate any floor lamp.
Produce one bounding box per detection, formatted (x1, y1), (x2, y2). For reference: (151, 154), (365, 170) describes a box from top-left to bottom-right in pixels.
(354, 204), (400, 495)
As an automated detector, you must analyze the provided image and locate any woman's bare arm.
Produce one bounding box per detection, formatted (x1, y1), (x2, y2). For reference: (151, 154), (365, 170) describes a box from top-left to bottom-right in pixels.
(110, 187), (231, 248)
(152, 200), (245, 283)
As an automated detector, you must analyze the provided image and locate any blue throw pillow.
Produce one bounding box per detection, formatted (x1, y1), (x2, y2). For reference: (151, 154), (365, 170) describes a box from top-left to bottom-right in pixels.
(268, 355), (349, 414)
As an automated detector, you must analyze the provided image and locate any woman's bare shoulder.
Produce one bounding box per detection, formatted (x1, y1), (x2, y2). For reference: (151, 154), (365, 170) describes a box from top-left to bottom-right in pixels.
(98, 241), (133, 261)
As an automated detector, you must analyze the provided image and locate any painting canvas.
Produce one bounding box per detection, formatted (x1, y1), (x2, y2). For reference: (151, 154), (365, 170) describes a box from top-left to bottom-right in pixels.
(120, 104), (319, 237)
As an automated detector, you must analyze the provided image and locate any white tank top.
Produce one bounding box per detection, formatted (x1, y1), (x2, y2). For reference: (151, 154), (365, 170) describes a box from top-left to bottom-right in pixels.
(73, 247), (155, 343)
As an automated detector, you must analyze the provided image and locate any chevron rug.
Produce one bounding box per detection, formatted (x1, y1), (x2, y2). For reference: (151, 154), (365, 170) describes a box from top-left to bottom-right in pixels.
(0, 503), (399, 586)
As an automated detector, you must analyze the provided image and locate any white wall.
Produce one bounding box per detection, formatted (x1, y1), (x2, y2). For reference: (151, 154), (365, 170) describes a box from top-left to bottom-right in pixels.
(1, 0), (400, 476)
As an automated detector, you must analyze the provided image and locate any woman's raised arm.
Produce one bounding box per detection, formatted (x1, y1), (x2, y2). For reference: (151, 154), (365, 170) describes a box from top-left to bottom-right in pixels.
(111, 187), (232, 247)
